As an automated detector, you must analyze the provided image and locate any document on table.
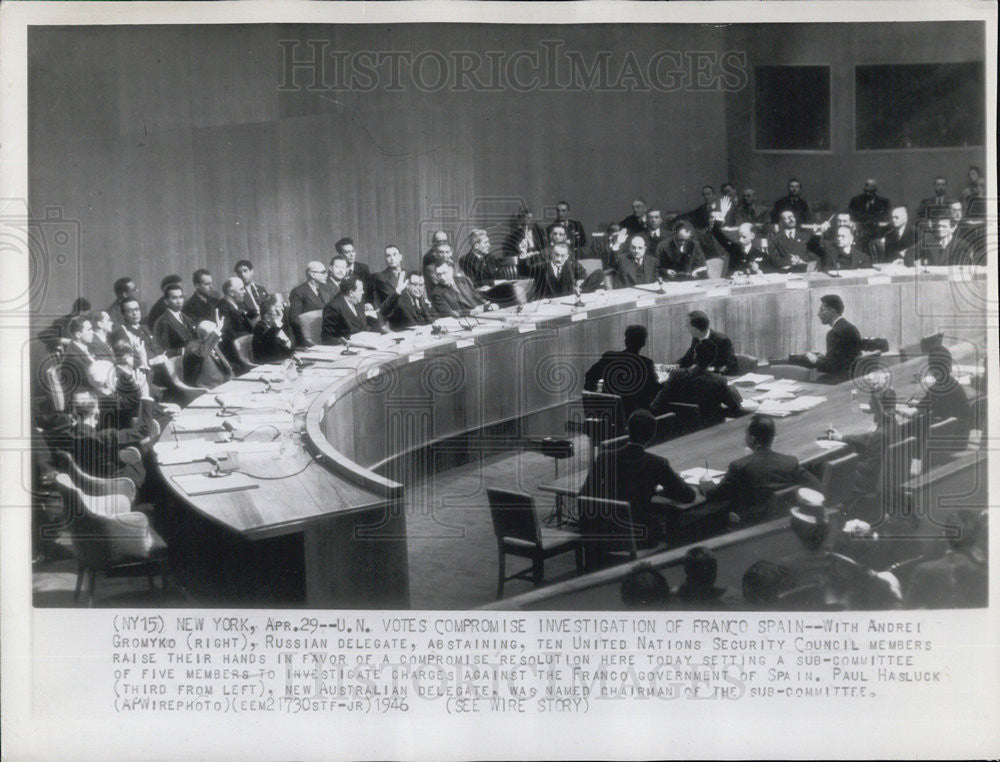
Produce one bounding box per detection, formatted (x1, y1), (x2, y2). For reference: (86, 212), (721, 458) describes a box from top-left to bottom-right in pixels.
(680, 467), (726, 485)
(730, 372), (775, 386)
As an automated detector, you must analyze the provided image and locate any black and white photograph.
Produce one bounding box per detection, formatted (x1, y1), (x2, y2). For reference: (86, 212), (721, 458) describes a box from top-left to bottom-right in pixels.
(1, 1), (997, 759)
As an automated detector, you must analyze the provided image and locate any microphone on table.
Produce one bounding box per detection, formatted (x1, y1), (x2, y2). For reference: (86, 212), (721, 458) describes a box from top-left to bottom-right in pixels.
(205, 454), (230, 478)
(260, 377), (273, 393)
(657, 276), (666, 294)
(572, 286), (585, 308)
(215, 395), (238, 417)
(341, 340), (359, 356)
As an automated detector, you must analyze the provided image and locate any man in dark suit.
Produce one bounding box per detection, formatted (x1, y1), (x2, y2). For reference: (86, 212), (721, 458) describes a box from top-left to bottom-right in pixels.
(372, 244), (409, 307)
(60, 315), (97, 399)
(677, 310), (739, 376)
(584, 325), (662, 418)
(652, 340), (744, 427)
(613, 235), (659, 289)
(428, 258), (498, 318)
(656, 220), (707, 279)
(287, 261), (336, 346)
(898, 347), (972, 449)
(766, 210), (819, 271)
(322, 276), (370, 344)
(680, 186), (720, 233)
(217, 276), (256, 371)
(916, 176), (955, 221)
(710, 220), (768, 274)
(803, 293), (863, 384)
(619, 198), (647, 236)
(145, 274), (183, 330)
(818, 225), (872, 273)
(699, 414), (822, 523)
(521, 242), (588, 301)
(580, 409), (696, 551)
(182, 320), (233, 389)
(927, 217), (975, 266)
(906, 509), (987, 609)
(87, 310), (117, 362)
(640, 209), (669, 251)
(110, 296), (168, 391)
(770, 178), (811, 225)
(234, 259), (269, 319)
(503, 207), (546, 259)
(876, 206), (917, 264)
(847, 177), (891, 248)
(459, 230), (495, 288)
(152, 283), (197, 357)
(547, 201), (587, 259)
(591, 223), (627, 270)
(381, 272), (436, 331)
(335, 237), (372, 301)
(105, 276), (149, 326)
(251, 298), (295, 364)
(182, 269), (220, 324)
(730, 188), (769, 228)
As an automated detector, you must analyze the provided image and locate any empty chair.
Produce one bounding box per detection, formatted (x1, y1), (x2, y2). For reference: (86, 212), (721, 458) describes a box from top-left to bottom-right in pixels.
(51, 472), (168, 606)
(576, 495), (638, 572)
(295, 309), (324, 346)
(233, 334), (259, 369)
(570, 392), (673, 453)
(768, 364), (813, 382)
(163, 355), (209, 405)
(735, 354), (759, 374)
(705, 257), (727, 279)
(577, 258), (604, 277)
(486, 488), (582, 599)
(820, 452), (859, 510)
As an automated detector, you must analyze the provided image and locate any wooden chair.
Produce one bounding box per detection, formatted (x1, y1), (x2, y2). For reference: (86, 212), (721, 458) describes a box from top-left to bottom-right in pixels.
(735, 354), (759, 374)
(569, 393), (674, 453)
(820, 452), (859, 510)
(296, 309), (324, 346)
(576, 495), (639, 572)
(768, 364), (813, 382)
(705, 257), (727, 279)
(233, 334), (259, 369)
(486, 488), (582, 599)
(51, 473), (168, 606)
(163, 355), (209, 404)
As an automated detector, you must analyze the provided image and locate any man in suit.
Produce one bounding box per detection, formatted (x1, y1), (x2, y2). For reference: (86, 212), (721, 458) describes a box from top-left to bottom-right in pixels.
(710, 219), (768, 274)
(640, 209), (669, 251)
(60, 315), (98, 399)
(591, 223), (627, 270)
(847, 177), (891, 249)
(680, 186), (720, 234)
(335, 237), (372, 301)
(145, 274), (183, 330)
(613, 235), (659, 289)
(947, 202), (985, 264)
(381, 272), (436, 331)
(182, 320), (233, 389)
(699, 414), (822, 524)
(88, 310), (116, 362)
(580, 409), (696, 552)
(423, 230), (449, 263)
(459, 230), (495, 288)
(906, 509), (987, 609)
(217, 276), (256, 371)
(584, 325), (662, 419)
(770, 178), (811, 225)
(619, 198), (647, 235)
(652, 340), (744, 427)
(152, 283), (197, 357)
(818, 225), (872, 273)
(916, 176), (955, 221)
(106, 276), (148, 326)
(521, 242), (588, 301)
(327, 253), (350, 295)
(321, 275), (382, 345)
(676, 310), (739, 376)
(234, 259), (269, 319)
(803, 293), (863, 384)
(428, 258), (499, 318)
(503, 207), (546, 259)
(182, 269), (220, 324)
(730, 188), (768, 228)
(110, 297), (168, 391)
(251, 298), (295, 365)
(422, 242), (456, 286)
(547, 201), (587, 259)
(287, 261), (335, 346)
(766, 210), (819, 271)
(876, 206), (917, 264)
(927, 217), (975, 267)
(372, 244), (409, 307)
(897, 347), (972, 450)
(656, 220), (707, 279)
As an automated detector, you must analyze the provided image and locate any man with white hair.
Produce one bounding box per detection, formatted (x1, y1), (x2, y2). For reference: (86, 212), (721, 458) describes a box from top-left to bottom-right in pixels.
(288, 261), (335, 346)
(817, 225), (872, 273)
(613, 235), (659, 288)
(217, 276), (255, 370)
(182, 318), (233, 389)
(877, 206), (917, 264)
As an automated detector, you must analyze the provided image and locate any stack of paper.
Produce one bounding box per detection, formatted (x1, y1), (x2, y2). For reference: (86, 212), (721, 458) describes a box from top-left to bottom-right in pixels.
(731, 372), (775, 386)
(756, 379), (804, 393)
(680, 467), (726, 486)
(783, 395), (827, 413)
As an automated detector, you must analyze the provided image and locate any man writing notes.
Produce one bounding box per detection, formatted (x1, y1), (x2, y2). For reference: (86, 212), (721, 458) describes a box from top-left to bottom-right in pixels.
(676, 311), (738, 376)
(801, 294), (863, 384)
(656, 220), (707, 279)
(652, 340), (744, 427)
(584, 325), (662, 418)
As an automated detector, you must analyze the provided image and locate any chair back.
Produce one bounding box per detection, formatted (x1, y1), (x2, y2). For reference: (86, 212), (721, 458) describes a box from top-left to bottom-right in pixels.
(297, 310), (324, 346)
(164, 355), (208, 401)
(968, 396), (987, 448)
(576, 496), (638, 560)
(884, 435), (920, 494)
(735, 354), (759, 374)
(581, 391), (627, 441)
(577, 258), (604, 276)
(925, 416), (962, 461)
(486, 489), (541, 546)
(768, 364), (813, 382)
(820, 452), (859, 509)
(233, 334), (257, 367)
(50, 448), (137, 501)
(44, 364), (67, 412)
(661, 402), (702, 436)
(51, 472), (152, 567)
(705, 257), (727, 279)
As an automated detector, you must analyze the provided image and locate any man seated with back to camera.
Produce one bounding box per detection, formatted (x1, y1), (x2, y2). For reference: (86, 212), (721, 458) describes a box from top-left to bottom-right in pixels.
(252, 297), (295, 364)
(580, 409), (696, 554)
(905, 509), (987, 609)
(671, 548), (734, 608)
(584, 325), (663, 419)
(651, 339), (744, 427)
(698, 413), (822, 526)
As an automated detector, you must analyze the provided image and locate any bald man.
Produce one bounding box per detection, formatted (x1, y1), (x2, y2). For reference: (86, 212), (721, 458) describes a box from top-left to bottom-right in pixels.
(288, 261), (336, 346)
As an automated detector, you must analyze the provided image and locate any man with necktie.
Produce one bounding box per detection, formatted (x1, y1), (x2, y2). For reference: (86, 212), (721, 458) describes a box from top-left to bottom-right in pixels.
(153, 283), (198, 357)
(917, 176), (955, 221)
(847, 178), (891, 249)
(373, 244), (409, 307)
(381, 273), (437, 330)
(234, 259), (270, 319)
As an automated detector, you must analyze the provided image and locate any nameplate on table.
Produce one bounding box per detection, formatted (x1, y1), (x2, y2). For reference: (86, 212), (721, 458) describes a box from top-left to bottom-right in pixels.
(867, 274), (892, 285)
(785, 278), (808, 290)
(171, 472), (259, 497)
(456, 339), (475, 349)
(571, 311), (588, 321)
(408, 352), (425, 363)
(518, 323), (536, 333)
(680, 467), (725, 486)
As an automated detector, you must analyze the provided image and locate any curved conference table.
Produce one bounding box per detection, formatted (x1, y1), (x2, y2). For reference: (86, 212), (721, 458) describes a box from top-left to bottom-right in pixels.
(157, 264), (989, 608)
